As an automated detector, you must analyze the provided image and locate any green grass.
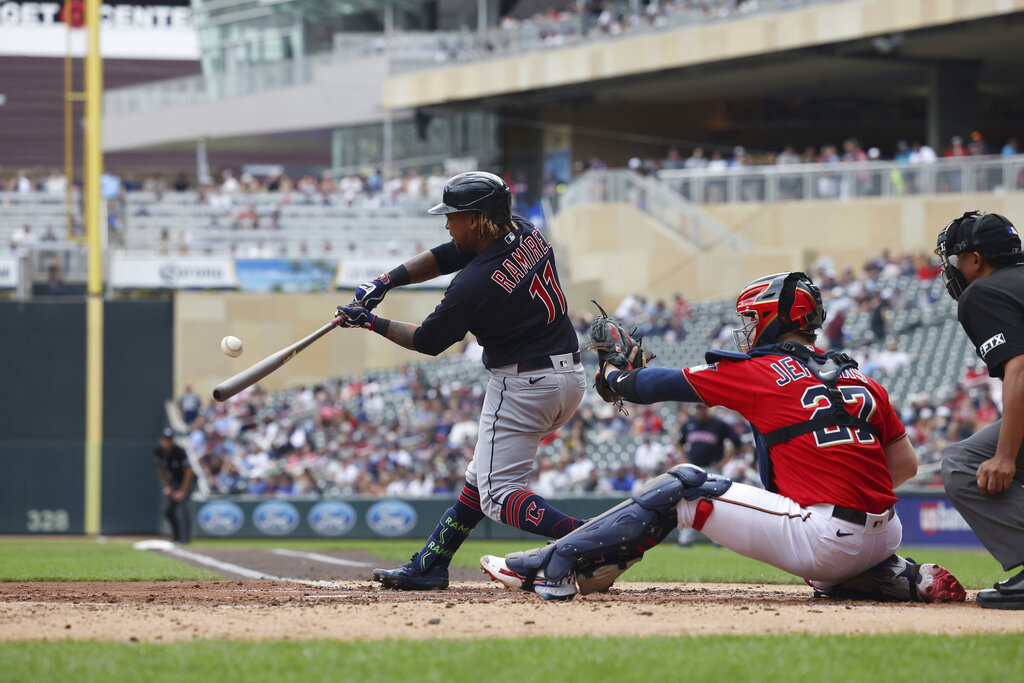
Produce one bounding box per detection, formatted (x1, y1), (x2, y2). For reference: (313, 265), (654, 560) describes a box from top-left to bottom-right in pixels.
(0, 537), (1005, 589)
(196, 537), (1005, 589)
(2, 635), (1022, 682)
(0, 539), (219, 582)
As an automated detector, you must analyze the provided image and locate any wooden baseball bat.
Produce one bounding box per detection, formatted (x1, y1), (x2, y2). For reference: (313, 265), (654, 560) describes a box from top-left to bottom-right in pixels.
(212, 320), (340, 402)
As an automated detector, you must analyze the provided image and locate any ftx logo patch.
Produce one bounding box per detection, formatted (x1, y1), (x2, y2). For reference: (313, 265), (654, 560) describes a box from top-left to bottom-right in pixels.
(979, 333), (1006, 357)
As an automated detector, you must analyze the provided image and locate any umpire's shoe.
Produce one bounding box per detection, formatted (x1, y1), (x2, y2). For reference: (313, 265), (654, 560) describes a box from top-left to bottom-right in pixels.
(976, 568), (1024, 610)
(372, 558), (449, 591)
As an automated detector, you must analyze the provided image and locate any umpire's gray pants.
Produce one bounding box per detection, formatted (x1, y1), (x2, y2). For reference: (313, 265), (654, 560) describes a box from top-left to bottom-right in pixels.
(941, 418), (1024, 571)
(466, 355), (586, 522)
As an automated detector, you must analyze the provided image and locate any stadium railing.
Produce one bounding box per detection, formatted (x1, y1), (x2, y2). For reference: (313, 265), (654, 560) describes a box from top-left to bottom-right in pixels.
(559, 169), (753, 251)
(656, 154), (1024, 204)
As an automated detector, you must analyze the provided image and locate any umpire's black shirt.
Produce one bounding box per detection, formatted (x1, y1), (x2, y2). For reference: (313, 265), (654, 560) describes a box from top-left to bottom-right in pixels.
(958, 263), (1024, 378)
(155, 444), (192, 488)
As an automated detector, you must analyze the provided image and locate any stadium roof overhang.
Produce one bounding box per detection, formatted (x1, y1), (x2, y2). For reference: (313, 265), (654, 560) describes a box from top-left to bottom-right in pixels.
(382, 0), (1024, 112)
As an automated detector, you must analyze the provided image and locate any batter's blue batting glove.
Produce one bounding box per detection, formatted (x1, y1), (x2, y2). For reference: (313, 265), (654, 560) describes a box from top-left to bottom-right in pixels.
(336, 304), (376, 330)
(353, 273), (393, 312)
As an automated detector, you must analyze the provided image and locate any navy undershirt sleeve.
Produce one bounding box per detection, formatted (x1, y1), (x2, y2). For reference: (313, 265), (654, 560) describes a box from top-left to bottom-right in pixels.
(412, 282), (477, 355)
(430, 241), (475, 275)
(608, 367), (701, 404)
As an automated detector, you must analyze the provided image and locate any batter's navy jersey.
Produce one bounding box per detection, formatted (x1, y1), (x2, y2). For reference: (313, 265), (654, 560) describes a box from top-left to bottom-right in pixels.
(414, 216), (579, 368)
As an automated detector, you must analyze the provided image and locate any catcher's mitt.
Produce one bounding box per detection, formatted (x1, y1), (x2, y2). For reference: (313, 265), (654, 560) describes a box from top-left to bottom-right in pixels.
(587, 301), (654, 411)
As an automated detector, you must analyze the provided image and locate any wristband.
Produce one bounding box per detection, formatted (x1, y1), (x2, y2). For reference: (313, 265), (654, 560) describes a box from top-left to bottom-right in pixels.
(387, 264), (411, 288)
(370, 316), (391, 336)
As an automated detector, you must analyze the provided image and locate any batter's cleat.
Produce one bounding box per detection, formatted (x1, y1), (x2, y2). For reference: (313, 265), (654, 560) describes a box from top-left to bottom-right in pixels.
(912, 562), (966, 603)
(372, 558), (449, 591)
(480, 554), (577, 601)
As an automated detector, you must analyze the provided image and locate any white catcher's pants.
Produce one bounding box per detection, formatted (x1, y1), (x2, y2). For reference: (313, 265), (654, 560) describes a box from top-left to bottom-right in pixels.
(676, 482), (902, 589)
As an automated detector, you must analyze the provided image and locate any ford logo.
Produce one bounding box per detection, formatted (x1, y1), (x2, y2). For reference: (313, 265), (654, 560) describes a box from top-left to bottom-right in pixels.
(252, 501), (300, 536)
(196, 501), (244, 536)
(158, 262), (177, 284)
(308, 501), (357, 537)
(366, 501), (417, 537)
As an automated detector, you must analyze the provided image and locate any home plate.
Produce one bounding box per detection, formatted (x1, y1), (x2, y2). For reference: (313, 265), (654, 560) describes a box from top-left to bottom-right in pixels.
(133, 539), (177, 551)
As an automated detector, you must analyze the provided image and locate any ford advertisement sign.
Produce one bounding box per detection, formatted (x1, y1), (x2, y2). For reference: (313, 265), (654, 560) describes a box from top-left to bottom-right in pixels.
(252, 501), (300, 536)
(366, 501), (417, 537)
(308, 501), (357, 537)
(196, 501), (244, 536)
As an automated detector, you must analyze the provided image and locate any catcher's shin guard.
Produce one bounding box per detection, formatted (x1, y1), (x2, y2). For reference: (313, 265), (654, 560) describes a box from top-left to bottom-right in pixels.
(505, 465), (733, 592)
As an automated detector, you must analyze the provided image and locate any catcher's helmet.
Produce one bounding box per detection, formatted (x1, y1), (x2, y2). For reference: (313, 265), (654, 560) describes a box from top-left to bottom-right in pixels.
(428, 171), (512, 223)
(733, 272), (825, 352)
(934, 210), (1020, 300)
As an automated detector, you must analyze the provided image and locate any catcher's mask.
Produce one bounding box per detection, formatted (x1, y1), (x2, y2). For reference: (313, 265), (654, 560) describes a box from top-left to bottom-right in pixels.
(428, 171), (512, 223)
(934, 210), (1021, 301)
(733, 272), (825, 352)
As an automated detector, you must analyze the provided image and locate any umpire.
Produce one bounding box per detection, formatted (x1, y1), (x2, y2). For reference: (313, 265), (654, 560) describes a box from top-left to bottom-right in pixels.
(155, 428), (194, 544)
(936, 210), (1024, 609)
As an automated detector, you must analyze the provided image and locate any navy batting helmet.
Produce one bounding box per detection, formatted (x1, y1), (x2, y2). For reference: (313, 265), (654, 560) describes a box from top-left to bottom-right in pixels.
(428, 171), (512, 223)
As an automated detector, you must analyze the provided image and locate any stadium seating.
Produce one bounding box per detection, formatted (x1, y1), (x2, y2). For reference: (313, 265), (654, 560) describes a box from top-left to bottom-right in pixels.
(187, 264), (970, 499)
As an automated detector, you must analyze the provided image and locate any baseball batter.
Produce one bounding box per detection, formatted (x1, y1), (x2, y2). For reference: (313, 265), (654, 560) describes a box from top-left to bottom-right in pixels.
(335, 171), (586, 590)
(482, 272), (965, 603)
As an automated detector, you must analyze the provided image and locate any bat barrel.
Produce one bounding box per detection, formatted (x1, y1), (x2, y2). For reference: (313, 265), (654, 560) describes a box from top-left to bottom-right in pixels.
(211, 321), (338, 402)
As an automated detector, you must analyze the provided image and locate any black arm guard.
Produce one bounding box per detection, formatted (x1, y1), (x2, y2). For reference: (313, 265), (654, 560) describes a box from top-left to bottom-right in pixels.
(608, 368), (643, 403)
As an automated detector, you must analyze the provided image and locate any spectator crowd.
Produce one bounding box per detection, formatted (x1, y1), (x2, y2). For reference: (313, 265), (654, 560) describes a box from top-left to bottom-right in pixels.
(428, 0), (800, 64)
(176, 249), (984, 501)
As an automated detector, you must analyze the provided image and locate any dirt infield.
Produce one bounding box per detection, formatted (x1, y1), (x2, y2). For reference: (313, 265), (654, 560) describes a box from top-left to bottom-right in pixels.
(0, 547), (1019, 642)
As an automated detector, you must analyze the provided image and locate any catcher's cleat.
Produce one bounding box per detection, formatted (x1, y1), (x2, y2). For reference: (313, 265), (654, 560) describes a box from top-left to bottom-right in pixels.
(372, 558), (449, 591)
(814, 556), (966, 603)
(914, 563), (966, 603)
(480, 554), (577, 601)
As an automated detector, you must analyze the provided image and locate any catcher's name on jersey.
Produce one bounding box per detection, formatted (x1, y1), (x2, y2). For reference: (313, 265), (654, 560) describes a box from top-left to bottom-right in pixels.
(767, 357), (870, 386)
(489, 230), (553, 293)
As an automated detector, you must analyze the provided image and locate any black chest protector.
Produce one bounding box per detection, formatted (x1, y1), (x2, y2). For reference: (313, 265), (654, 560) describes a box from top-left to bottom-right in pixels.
(758, 343), (881, 447)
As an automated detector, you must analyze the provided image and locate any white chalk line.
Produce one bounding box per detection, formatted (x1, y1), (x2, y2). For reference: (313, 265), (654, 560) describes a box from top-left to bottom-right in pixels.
(132, 541), (347, 588)
(271, 548), (374, 568)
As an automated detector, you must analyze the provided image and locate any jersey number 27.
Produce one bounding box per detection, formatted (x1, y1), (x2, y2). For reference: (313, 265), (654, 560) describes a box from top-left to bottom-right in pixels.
(800, 385), (877, 447)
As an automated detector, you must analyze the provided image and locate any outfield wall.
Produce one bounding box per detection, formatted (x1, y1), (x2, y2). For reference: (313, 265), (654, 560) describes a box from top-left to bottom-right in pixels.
(0, 300), (173, 535)
(188, 493), (982, 548)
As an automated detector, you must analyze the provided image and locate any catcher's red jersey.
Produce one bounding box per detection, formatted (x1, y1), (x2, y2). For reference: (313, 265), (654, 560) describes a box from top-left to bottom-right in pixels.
(682, 350), (905, 513)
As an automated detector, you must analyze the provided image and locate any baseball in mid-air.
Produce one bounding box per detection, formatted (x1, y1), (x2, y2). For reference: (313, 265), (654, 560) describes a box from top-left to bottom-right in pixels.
(220, 335), (243, 358)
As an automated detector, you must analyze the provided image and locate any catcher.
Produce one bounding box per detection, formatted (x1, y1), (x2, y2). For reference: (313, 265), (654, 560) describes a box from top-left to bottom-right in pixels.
(481, 271), (966, 603)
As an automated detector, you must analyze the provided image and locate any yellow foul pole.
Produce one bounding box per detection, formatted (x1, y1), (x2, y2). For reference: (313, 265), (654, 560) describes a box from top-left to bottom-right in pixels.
(84, 0), (104, 536)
